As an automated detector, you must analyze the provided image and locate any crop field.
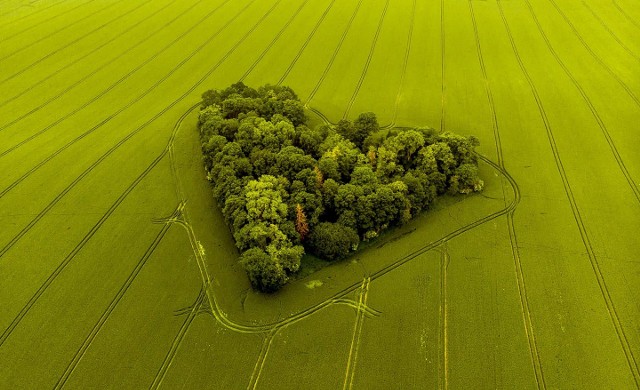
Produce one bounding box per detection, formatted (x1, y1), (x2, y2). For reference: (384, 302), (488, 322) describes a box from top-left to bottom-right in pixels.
(1, 0), (639, 388)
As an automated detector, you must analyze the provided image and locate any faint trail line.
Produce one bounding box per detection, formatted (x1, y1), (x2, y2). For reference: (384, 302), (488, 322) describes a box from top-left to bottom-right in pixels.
(247, 329), (278, 390)
(0, 0), (255, 257)
(149, 287), (206, 390)
(0, 0), (96, 43)
(384, 0), (416, 129)
(497, 2), (640, 385)
(277, 0), (337, 85)
(342, 277), (371, 390)
(159, 26), (522, 336)
(1, 0), (158, 87)
(581, 1), (640, 63)
(331, 298), (381, 318)
(0, 103), (199, 348)
(467, 1), (545, 387)
(239, 0), (309, 82)
(0, 0), (188, 110)
(304, 0), (415, 129)
(200, 106), (520, 334)
(53, 208), (176, 389)
(0, 0), (128, 65)
(0, 0), (230, 143)
(304, 0), (364, 106)
(440, 0), (446, 132)
(613, 0), (640, 29)
(545, 0), (640, 108)
(343, 0), (390, 120)
(535, 0), (640, 205)
(438, 246), (449, 390)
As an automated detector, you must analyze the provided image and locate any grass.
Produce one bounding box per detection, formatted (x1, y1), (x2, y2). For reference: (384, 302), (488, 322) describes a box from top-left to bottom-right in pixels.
(1, 0), (639, 388)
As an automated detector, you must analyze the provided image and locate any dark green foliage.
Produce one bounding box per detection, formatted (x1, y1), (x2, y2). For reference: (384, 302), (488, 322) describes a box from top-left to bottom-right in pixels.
(308, 223), (360, 261)
(198, 83), (484, 292)
(239, 248), (288, 292)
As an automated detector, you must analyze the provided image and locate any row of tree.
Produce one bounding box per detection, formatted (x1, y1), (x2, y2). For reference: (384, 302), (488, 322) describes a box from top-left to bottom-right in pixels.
(198, 82), (484, 292)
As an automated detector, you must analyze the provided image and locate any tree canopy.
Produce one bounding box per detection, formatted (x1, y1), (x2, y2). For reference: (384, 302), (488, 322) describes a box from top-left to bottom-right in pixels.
(198, 82), (484, 292)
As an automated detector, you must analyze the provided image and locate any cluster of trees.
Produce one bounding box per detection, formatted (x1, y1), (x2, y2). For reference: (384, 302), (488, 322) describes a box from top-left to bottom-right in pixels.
(198, 82), (484, 292)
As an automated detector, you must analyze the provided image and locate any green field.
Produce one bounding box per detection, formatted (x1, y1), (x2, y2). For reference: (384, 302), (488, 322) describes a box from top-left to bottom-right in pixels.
(1, 0), (639, 388)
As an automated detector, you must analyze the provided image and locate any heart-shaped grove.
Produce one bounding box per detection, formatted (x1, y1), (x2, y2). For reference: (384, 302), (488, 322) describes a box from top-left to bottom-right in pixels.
(198, 83), (484, 292)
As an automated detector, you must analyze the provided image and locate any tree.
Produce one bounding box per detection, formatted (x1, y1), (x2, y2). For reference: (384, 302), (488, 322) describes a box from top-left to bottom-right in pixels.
(350, 165), (378, 188)
(234, 221), (288, 252)
(384, 129), (425, 169)
(197, 83), (484, 292)
(375, 145), (404, 181)
(275, 146), (315, 181)
(244, 175), (288, 224)
(335, 119), (353, 141)
(351, 112), (379, 148)
(295, 204), (309, 241)
(449, 163), (484, 194)
(308, 222), (360, 261)
(240, 248), (288, 292)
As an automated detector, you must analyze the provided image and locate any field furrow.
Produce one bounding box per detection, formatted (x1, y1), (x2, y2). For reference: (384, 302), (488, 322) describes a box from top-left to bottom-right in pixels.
(0, 0), (638, 388)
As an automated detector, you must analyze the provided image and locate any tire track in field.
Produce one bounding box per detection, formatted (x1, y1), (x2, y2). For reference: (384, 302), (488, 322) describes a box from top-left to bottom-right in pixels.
(384, 0), (416, 129)
(0, 0), (96, 43)
(0, 0), (183, 109)
(1, 0), (65, 18)
(178, 105), (520, 335)
(496, 2), (640, 385)
(0, 0), (173, 133)
(330, 298), (380, 317)
(303, 0), (364, 106)
(581, 1), (640, 63)
(0, 0), (127, 64)
(0, 0), (150, 85)
(114, 99), (516, 390)
(438, 246), (449, 390)
(276, 0), (337, 85)
(526, 0), (640, 205)
(0, 103), (200, 349)
(292, 0), (415, 130)
(3, 0), (308, 373)
(0, 0), (204, 141)
(246, 329), (279, 390)
(440, 0), (446, 132)
(149, 287), (206, 390)
(613, 0), (640, 29)
(183, 151), (519, 335)
(0, 0), (72, 32)
(0, 0), (237, 189)
(342, 0), (390, 120)
(239, 0), (310, 82)
(52, 206), (178, 390)
(543, 0), (640, 108)
(0, 0), (283, 344)
(131, 10), (520, 348)
(467, 2), (546, 388)
(342, 277), (371, 390)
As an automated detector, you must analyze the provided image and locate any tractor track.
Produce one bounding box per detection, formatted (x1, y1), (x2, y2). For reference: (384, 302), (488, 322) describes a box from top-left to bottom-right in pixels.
(0, 0), (227, 140)
(342, 0), (391, 120)
(467, 1), (546, 387)
(0, 0), (127, 65)
(53, 210), (175, 389)
(0, 0), (96, 43)
(581, 0), (640, 63)
(497, 2), (640, 385)
(526, 0), (640, 205)
(276, 0), (337, 86)
(0, 0), (184, 109)
(239, 0), (310, 83)
(303, 0), (364, 106)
